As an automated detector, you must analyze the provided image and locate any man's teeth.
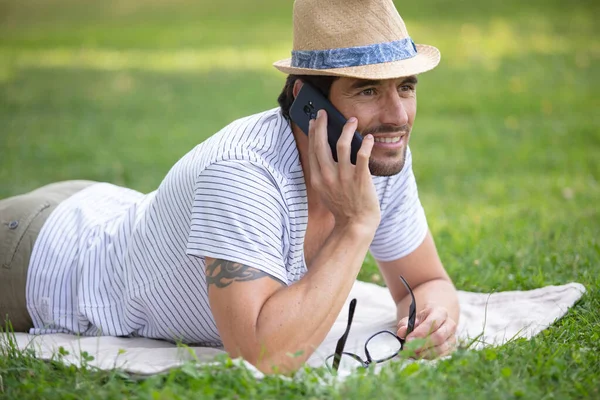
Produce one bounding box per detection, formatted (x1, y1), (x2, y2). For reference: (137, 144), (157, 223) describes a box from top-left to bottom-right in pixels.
(373, 136), (401, 143)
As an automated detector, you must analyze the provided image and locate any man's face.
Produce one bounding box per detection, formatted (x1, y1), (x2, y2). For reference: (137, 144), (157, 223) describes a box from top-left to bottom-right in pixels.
(328, 76), (417, 176)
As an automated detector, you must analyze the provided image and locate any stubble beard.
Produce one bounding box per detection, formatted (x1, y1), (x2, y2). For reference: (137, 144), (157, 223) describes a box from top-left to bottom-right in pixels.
(368, 145), (408, 176)
(362, 124), (411, 177)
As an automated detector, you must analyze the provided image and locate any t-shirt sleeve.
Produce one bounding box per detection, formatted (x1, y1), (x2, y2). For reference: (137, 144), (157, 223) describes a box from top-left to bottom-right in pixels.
(186, 160), (289, 285)
(369, 149), (428, 262)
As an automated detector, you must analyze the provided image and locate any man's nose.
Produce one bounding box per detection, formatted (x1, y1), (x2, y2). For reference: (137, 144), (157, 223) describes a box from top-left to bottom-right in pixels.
(380, 91), (409, 127)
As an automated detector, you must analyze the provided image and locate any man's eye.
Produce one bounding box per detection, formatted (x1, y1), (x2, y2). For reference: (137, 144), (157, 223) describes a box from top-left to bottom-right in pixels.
(360, 88), (376, 96)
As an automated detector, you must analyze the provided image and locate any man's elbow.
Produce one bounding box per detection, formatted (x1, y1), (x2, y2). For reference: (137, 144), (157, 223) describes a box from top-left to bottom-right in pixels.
(228, 345), (307, 375)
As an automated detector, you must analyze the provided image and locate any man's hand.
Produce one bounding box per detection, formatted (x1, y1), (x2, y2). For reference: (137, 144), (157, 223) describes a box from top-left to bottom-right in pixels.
(396, 305), (457, 359)
(308, 110), (381, 231)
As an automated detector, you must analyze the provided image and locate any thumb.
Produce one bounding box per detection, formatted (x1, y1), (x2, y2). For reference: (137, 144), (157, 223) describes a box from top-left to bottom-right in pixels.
(397, 317), (409, 338)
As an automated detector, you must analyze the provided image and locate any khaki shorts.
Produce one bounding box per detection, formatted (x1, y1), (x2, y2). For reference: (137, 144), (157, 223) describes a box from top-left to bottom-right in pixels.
(0, 180), (96, 332)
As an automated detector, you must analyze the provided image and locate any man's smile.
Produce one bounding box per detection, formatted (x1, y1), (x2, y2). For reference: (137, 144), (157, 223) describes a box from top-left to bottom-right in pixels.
(371, 133), (407, 149)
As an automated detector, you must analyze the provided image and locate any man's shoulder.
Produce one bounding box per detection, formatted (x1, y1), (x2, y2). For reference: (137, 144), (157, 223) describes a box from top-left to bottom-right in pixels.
(202, 107), (298, 175)
(219, 107), (285, 135)
(204, 107), (284, 151)
(167, 107), (295, 185)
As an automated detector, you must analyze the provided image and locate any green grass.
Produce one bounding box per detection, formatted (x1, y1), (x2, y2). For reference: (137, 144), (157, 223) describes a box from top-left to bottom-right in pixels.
(1, 0), (599, 398)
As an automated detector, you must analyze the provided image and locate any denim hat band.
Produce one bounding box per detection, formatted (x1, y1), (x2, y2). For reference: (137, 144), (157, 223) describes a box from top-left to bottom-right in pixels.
(291, 37), (418, 70)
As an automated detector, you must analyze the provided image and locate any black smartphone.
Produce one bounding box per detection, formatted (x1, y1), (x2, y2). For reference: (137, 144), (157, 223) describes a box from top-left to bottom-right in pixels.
(289, 82), (363, 164)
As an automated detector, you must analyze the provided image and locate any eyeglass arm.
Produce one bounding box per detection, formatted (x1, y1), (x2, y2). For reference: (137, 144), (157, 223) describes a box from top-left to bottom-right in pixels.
(399, 275), (416, 335)
(332, 298), (357, 371)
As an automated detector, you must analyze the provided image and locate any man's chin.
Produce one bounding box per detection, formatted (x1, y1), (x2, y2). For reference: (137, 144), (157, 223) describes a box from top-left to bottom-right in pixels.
(368, 158), (405, 176)
(368, 148), (408, 176)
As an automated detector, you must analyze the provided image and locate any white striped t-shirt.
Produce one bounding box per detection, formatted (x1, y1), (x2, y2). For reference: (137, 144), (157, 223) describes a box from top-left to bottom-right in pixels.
(26, 107), (428, 345)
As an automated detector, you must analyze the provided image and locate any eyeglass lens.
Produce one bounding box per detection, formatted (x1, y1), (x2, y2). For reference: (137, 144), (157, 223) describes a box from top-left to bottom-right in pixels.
(329, 276), (416, 372)
(365, 331), (403, 362)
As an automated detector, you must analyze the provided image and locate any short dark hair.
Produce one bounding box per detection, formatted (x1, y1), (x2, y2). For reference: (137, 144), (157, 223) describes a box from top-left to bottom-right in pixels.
(277, 74), (339, 120)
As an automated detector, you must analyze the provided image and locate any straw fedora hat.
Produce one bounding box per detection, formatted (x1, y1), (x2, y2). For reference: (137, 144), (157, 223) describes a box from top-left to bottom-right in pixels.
(273, 0), (440, 80)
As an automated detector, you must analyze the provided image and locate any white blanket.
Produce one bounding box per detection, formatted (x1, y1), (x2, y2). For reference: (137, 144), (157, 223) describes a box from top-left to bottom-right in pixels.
(6, 280), (585, 376)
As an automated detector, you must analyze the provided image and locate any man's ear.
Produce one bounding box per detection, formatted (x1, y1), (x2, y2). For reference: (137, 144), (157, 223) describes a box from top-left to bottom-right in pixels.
(292, 79), (304, 98)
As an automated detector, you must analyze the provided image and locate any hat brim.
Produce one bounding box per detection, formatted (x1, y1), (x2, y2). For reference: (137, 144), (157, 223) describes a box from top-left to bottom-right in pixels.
(273, 44), (440, 80)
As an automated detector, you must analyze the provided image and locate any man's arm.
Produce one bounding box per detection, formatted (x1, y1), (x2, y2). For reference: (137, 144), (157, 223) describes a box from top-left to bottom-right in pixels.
(377, 230), (459, 358)
(206, 223), (372, 374)
(206, 110), (380, 374)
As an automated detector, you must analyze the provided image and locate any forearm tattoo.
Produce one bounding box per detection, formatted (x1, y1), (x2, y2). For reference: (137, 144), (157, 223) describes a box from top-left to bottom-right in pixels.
(206, 259), (274, 288)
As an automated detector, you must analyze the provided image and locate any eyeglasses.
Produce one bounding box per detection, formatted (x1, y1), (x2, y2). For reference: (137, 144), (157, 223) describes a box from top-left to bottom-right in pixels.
(326, 275), (416, 372)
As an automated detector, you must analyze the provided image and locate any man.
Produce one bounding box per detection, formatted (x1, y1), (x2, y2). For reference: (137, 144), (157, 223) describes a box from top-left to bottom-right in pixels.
(0, 0), (459, 374)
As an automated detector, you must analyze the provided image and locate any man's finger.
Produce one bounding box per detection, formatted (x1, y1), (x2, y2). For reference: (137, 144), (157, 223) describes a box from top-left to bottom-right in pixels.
(410, 319), (454, 351)
(307, 118), (323, 188)
(397, 325), (408, 339)
(408, 307), (447, 340)
(396, 316), (410, 338)
(355, 134), (374, 174)
(396, 316), (408, 329)
(313, 110), (335, 171)
(415, 335), (457, 359)
(336, 116), (358, 174)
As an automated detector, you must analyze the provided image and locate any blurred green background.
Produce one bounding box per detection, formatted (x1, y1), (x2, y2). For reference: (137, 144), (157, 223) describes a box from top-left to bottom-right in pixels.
(1, 0), (598, 289)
